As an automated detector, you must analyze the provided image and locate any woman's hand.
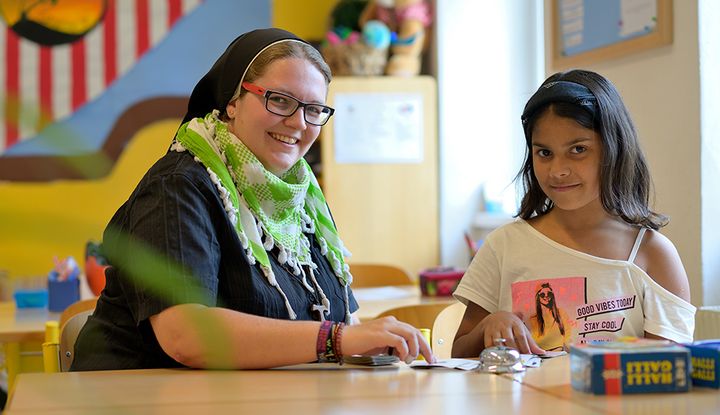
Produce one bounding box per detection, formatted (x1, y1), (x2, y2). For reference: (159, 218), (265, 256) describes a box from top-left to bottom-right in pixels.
(479, 311), (545, 355)
(342, 316), (436, 364)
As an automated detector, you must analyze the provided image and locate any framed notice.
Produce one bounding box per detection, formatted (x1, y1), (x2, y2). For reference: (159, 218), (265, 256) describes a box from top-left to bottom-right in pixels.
(332, 92), (424, 164)
(551, 0), (672, 69)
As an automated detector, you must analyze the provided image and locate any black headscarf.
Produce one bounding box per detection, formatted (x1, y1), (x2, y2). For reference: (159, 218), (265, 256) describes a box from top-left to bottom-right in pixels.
(181, 28), (304, 124)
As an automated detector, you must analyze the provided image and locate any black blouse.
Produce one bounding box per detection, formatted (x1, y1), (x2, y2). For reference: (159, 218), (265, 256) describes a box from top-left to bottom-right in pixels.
(71, 151), (358, 371)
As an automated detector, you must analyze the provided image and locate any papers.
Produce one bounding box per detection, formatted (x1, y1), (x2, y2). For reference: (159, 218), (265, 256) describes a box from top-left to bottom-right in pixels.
(538, 350), (567, 358)
(410, 359), (479, 371)
(273, 362), (400, 371)
(410, 353), (567, 371)
(274, 355), (400, 370)
(521, 354), (541, 368)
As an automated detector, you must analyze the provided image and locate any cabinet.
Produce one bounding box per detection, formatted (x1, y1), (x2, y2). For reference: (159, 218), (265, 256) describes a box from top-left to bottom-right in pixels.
(320, 76), (438, 276)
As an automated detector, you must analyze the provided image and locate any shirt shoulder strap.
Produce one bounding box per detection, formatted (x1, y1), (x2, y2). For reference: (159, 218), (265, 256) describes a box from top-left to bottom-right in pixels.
(627, 227), (647, 263)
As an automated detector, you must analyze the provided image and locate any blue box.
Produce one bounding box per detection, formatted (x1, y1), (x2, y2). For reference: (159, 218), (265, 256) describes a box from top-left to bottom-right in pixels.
(48, 278), (80, 312)
(570, 340), (691, 394)
(685, 340), (720, 388)
(14, 289), (49, 308)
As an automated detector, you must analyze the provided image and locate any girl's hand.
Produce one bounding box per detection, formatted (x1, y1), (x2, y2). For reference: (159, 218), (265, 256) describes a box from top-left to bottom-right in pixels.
(479, 311), (546, 355)
(342, 316), (436, 364)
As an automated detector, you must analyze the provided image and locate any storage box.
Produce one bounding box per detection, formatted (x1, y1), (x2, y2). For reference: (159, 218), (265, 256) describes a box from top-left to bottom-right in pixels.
(48, 278), (80, 312)
(419, 267), (464, 297)
(570, 339), (691, 394)
(14, 289), (49, 308)
(684, 340), (720, 388)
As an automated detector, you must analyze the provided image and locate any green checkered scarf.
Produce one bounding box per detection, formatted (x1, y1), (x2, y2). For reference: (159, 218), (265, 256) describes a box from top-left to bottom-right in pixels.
(172, 112), (352, 320)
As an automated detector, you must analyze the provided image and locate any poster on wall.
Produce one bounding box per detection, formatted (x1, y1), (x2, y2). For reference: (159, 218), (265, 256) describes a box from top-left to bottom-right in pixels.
(333, 92), (424, 164)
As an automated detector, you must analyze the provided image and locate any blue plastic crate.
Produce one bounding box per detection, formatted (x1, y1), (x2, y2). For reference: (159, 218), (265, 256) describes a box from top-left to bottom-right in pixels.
(14, 289), (49, 308)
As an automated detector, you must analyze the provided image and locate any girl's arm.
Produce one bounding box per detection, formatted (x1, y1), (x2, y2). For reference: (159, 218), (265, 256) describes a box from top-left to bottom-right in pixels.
(640, 230), (691, 303)
(636, 230), (693, 341)
(452, 302), (545, 357)
(150, 304), (434, 369)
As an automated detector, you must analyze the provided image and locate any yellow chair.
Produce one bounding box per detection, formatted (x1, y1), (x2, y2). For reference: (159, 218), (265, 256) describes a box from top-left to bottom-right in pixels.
(42, 321), (60, 372)
(349, 263), (413, 287)
(431, 302), (466, 359)
(42, 298), (97, 372)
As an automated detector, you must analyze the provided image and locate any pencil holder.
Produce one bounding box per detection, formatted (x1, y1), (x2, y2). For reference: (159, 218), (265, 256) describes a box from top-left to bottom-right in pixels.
(48, 278), (80, 312)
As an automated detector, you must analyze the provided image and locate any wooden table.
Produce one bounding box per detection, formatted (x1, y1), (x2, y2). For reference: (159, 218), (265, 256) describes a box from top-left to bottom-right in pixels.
(0, 303), (59, 390)
(0, 304), (58, 343)
(9, 356), (720, 415)
(352, 285), (456, 321)
(6, 363), (602, 414)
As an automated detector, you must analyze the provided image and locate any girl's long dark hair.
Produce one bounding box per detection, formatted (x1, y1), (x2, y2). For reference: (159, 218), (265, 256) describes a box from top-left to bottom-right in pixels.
(535, 283), (565, 336)
(516, 70), (667, 230)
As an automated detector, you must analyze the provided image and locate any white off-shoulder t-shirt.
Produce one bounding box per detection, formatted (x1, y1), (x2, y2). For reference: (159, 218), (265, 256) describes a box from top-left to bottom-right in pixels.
(454, 220), (696, 349)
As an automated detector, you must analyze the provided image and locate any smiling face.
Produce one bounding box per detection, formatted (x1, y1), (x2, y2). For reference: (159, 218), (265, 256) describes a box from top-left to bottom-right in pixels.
(225, 57), (327, 176)
(531, 109), (603, 213)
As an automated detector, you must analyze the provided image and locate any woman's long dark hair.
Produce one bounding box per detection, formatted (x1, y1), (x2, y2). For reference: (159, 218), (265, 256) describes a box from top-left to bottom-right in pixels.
(516, 69), (668, 230)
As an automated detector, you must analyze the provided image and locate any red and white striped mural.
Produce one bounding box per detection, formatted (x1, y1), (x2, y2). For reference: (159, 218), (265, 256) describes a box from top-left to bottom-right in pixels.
(0, 0), (202, 154)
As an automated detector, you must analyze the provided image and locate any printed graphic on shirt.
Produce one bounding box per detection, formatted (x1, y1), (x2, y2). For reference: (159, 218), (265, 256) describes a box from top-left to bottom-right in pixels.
(575, 295), (636, 339)
(511, 277), (638, 350)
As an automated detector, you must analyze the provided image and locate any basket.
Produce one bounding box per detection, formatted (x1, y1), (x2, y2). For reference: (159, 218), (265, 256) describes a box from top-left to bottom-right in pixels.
(322, 42), (388, 76)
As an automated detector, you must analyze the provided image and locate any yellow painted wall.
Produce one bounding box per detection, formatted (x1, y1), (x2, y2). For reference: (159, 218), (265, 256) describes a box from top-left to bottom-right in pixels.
(0, 120), (176, 279)
(0, 2), (337, 282)
(272, 0), (337, 40)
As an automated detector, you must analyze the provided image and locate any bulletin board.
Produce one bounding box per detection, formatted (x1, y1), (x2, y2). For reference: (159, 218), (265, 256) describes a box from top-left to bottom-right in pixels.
(551, 0), (672, 69)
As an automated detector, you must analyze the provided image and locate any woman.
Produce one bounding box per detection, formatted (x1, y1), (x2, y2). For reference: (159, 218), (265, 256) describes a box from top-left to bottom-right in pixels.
(527, 282), (570, 351)
(72, 28), (434, 370)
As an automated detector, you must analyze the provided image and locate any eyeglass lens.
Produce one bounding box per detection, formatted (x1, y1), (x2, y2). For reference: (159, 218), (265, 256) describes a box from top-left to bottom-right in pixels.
(266, 92), (332, 126)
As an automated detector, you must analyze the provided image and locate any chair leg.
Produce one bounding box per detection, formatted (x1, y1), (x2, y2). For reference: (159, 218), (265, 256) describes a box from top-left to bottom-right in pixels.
(42, 342), (60, 373)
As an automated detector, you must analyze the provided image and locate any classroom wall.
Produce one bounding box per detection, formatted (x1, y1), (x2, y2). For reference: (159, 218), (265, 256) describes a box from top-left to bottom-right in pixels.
(272, 0), (337, 40)
(0, 0), (340, 283)
(436, 0), (545, 269)
(543, 0), (718, 305)
(0, 0), (273, 280)
(699, 0), (720, 305)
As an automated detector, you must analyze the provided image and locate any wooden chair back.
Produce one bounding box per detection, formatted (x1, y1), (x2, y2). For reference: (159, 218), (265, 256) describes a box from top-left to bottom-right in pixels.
(59, 308), (94, 371)
(42, 298), (97, 372)
(375, 303), (452, 331)
(431, 302), (466, 359)
(59, 298), (97, 329)
(349, 263), (413, 287)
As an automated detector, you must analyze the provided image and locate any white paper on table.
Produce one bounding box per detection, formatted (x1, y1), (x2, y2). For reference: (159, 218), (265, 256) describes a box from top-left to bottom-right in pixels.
(410, 359), (479, 371)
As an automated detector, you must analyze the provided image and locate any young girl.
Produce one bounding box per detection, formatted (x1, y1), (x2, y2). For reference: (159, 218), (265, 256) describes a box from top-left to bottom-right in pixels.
(452, 69), (695, 357)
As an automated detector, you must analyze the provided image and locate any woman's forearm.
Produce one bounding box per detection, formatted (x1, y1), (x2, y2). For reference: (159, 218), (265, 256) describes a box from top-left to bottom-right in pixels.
(151, 304), (321, 369)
